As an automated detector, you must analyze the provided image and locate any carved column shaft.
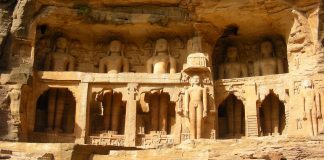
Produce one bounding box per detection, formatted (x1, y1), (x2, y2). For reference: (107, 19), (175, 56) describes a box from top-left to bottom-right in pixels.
(124, 83), (138, 147)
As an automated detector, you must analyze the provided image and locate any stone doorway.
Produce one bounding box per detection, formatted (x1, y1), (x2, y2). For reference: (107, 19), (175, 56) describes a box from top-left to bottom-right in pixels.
(218, 94), (245, 138)
(259, 93), (286, 136)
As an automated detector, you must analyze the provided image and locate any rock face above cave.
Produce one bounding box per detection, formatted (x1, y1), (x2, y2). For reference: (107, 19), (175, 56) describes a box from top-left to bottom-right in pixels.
(0, 0), (324, 159)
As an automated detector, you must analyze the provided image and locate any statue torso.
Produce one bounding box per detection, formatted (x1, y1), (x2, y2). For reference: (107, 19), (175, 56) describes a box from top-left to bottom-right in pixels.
(260, 58), (277, 75)
(51, 52), (71, 71)
(151, 55), (170, 74)
(304, 89), (315, 110)
(102, 56), (124, 74)
(223, 62), (242, 79)
(188, 86), (203, 103)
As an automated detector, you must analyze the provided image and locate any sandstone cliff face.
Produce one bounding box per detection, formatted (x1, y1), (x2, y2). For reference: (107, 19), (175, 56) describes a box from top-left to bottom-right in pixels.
(0, 0), (324, 160)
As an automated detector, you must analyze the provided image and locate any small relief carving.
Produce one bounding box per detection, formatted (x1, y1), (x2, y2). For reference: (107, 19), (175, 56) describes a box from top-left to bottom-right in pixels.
(294, 81), (302, 95)
(125, 43), (142, 66)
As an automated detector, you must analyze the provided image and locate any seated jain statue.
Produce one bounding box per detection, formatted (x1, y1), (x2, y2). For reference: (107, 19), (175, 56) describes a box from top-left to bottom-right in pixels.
(99, 40), (129, 74)
(146, 38), (177, 74)
(254, 40), (284, 76)
(184, 75), (207, 139)
(219, 46), (248, 79)
(44, 37), (75, 71)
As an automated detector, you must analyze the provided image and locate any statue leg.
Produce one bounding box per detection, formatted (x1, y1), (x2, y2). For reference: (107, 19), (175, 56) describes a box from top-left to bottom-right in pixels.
(103, 91), (112, 131)
(311, 108), (318, 136)
(271, 97), (280, 135)
(226, 96), (234, 137)
(111, 92), (122, 132)
(47, 89), (57, 132)
(196, 104), (203, 139)
(262, 99), (271, 136)
(150, 93), (159, 131)
(159, 93), (169, 133)
(234, 101), (243, 137)
(307, 110), (314, 136)
(54, 89), (66, 133)
(189, 105), (196, 139)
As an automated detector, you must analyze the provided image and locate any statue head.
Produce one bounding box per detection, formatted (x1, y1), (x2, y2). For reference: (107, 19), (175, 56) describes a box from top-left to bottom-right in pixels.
(155, 38), (168, 54)
(38, 38), (49, 48)
(226, 46), (238, 62)
(260, 40), (274, 58)
(189, 75), (200, 86)
(56, 37), (68, 50)
(302, 79), (313, 89)
(109, 40), (122, 53)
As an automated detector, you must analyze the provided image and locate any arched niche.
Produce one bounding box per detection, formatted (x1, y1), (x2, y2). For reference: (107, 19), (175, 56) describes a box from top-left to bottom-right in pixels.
(258, 92), (286, 136)
(34, 88), (76, 134)
(217, 94), (245, 139)
(89, 90), (127, 135)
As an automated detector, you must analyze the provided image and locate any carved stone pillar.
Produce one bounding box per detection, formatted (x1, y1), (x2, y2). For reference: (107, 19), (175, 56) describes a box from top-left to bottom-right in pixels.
(124, 83), (138, 147)
(75, 82), (89, 144)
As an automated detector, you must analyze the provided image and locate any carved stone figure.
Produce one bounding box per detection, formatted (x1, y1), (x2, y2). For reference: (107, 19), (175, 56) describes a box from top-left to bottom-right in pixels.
(44, 37), (75, 71)
(99, 40), (129, 74)
(254, 40), (284, 76)
(184, 75), (207, 139)
(96, 89), (123, 132)
(5, 86), (21, 122)
(219, 46), (248, 79)
(302, 80), (322, 136)
(146, 38), (177, 74)
(149, 90), (170, 133)
(35, 38), (50, 70)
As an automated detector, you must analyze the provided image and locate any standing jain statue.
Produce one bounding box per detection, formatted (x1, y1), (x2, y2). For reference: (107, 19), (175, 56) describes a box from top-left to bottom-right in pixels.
(146, 38), (177, 74)
(44, 37), (75, 133)
(145, 38), (176, 133)
(254, 40), (284, 136)
(99, 40), (129, 74)
(254, 40), (284, 76)
(302, 79), (322, 136)
(219, 46), (248, 79)
(218, 46), (247, 137)
(184, 75), (208, 139)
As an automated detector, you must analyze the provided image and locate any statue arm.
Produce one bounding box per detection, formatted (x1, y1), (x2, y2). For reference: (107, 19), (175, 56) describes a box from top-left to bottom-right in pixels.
(146, 58), (153, 73)
(123, 58), (130, 72)
(253, 61), (260, 76)
(68, 56), (75, 71)
(203, 87), (208, 117)
(316, 93), (322, 118)
(303, 94), (306, 119)
(219, 64), (225, 79)
(184, 90), (189, 116)
(169, 57), (177, 74)
(44, 54), (51, 71)
(277, 58), (284, 74)
(99, 59), (106, 73)
(241, 64), (248, 77)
